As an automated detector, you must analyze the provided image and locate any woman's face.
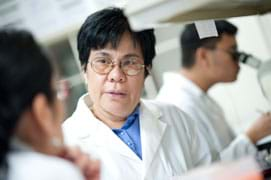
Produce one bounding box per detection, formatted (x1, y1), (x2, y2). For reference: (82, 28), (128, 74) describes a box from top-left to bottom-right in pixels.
(85, 32), (145, 121)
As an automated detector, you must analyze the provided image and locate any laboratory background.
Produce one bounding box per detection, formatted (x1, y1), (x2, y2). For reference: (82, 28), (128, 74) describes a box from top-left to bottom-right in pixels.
(1, 0), (271, 153)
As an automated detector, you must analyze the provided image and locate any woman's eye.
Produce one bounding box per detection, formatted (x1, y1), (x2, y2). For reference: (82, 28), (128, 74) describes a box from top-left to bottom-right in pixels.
(96, 58), (109, 64)
(123, 59), (136, 66)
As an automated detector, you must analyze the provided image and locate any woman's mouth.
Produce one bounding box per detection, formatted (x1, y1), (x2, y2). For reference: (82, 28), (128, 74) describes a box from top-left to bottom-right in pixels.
(106, 91), (127, 98)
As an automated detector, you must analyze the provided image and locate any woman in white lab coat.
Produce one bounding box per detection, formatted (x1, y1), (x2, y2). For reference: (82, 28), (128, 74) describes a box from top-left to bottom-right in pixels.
(63, 8), (214, 180)
(0, 30), (99, 180)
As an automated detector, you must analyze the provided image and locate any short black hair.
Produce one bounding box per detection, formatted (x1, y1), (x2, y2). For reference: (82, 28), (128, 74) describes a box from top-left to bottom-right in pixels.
(180, 20), (238, 68)
(77, 7), (156, 76)
(0, 29), (53, 176)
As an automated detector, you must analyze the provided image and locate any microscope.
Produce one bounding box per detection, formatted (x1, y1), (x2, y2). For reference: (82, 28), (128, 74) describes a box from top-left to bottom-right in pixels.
(239, 52), (271, 178)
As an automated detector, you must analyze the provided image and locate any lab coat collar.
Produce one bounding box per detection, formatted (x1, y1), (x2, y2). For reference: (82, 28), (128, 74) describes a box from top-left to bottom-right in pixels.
(168, 73), (220, 109)
(10, 136), (33, 152)
(163, 72), (221, 120)
(163, 72), (205, 98)
(71, 94), (168, 170)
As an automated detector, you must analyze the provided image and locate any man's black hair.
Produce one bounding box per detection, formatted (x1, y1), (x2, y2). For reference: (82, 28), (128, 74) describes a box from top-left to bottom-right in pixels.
(180, 20), (238, 68)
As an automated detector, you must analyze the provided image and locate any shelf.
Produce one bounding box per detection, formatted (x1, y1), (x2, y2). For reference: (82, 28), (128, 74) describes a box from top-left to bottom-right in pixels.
(124, 0), (271, 29)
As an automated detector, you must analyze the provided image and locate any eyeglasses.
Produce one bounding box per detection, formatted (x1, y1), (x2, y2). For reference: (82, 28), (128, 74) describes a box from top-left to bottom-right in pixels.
(214, 48), (241, 61)
(89, 57), (146, 76)
(55, 80), (69, 101)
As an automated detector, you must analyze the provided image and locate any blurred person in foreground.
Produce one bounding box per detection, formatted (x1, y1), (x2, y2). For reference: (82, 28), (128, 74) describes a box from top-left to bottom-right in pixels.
(63, 7), (214, 180)
(157, 20), (271, 161)
(0, 30), (100, 180)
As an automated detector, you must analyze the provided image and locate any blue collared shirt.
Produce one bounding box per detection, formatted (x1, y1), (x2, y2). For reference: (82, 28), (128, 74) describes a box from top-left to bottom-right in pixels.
(112, 106), (142, 159)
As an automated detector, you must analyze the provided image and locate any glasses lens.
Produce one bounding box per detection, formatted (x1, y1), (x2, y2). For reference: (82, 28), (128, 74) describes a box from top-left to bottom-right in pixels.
(56, 80), (69, 100)
(91, 59), (112, 74)
(125, 68), (141, 76)
(121, 59), (144, 76)
(90, 58), (144, 76)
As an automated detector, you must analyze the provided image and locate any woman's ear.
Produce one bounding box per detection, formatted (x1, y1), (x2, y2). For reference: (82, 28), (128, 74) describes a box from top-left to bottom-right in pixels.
(83, 72), (88, 85)
(146, 66), (152, 75)
(80, 64), (88, 85)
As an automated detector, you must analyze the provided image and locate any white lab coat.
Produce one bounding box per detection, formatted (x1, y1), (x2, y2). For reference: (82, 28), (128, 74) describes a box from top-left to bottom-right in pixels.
(156, 72), (257, 161)
(63, 94), (213, 180)
(7, 138), (84, 180)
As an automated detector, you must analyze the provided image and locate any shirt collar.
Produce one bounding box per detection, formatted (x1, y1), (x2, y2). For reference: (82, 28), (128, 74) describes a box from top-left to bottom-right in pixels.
(114, 105), (140, 130)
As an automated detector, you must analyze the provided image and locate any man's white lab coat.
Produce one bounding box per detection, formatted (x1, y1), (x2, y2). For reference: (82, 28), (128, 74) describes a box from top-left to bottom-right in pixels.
(63, 94), (213, 180)
(156, 72), (257, 161)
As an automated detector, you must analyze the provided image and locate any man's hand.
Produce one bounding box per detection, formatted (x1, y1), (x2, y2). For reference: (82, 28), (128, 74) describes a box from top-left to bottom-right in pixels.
(246, 112), (271, 144)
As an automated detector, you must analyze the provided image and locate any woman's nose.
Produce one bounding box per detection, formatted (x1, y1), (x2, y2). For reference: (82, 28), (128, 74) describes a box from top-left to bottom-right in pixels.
(107, 65), (126, 82)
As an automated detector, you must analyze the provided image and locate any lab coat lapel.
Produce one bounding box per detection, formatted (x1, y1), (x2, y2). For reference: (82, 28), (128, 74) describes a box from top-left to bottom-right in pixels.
(140, 100), (167, 176)
(74, 95), (141, 162)
(93, 120), (141, 161)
